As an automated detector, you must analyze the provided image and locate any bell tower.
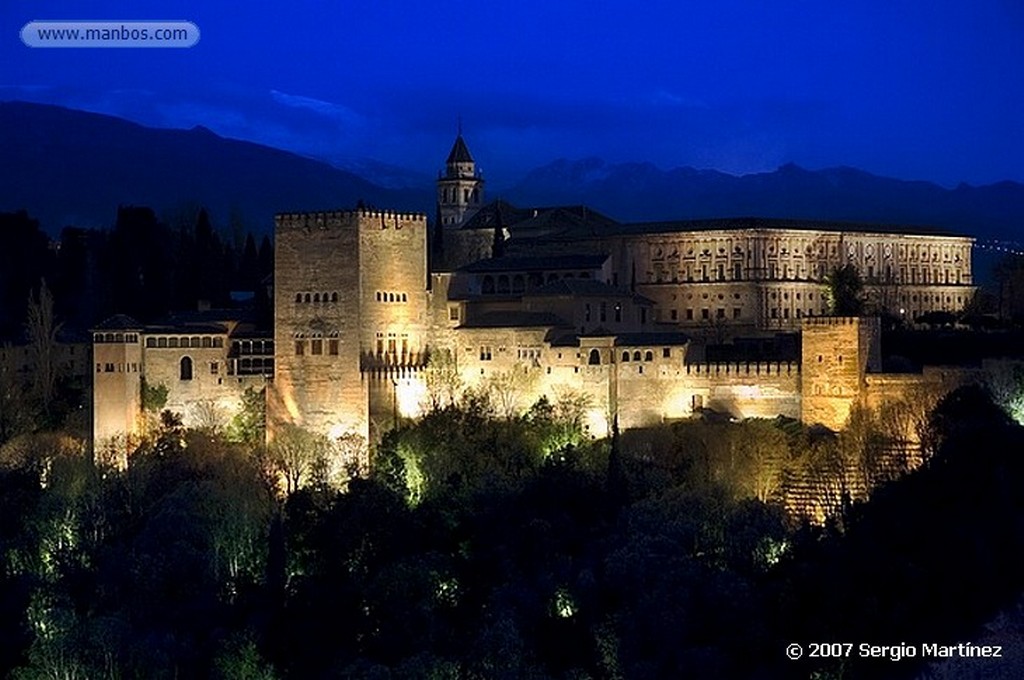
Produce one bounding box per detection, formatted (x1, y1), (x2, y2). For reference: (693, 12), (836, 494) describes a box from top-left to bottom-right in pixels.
(437, 125), (484, 228)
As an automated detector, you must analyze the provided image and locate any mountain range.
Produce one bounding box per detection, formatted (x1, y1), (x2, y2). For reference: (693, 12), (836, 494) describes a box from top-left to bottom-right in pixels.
(2, 101), (1023, 253)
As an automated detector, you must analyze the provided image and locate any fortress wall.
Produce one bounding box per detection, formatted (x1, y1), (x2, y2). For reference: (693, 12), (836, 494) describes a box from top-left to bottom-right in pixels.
(140, 343), (252, 428)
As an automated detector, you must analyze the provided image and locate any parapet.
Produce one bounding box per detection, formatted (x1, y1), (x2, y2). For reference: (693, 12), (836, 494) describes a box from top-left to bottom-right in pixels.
(801, 316), (862, 327)
(275, 209), (428, 230)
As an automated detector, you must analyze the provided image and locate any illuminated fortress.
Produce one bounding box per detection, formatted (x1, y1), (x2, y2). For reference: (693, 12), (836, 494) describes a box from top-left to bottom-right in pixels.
(92, 134), (981, 449)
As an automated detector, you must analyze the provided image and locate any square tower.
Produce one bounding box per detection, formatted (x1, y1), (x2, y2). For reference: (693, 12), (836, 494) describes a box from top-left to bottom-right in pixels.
(271, 209), (429, 441)
(800, 316), (881, 430)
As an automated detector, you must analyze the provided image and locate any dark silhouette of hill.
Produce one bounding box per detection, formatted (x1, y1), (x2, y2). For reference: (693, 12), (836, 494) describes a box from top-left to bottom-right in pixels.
(0, 101), (431, 236)
(508, 158), (1024, 242)
(4, 101), (1024, 249)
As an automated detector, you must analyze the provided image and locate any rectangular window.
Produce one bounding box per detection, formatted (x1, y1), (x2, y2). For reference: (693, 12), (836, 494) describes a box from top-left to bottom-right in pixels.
(662, 347), (671, 358)
(480, 346), (492, 361)
(701, 308), (709, 320)
(329, 339), (339, 355)
(295, 340), (305, 356)
(614, 303), (622, 322)
(686, 308), (694, 320)
(600, 302), (607, 322)
(311, 339), (323, 355)
(210, 361), (218, 375)
(733, 307), (741, 319)
(670, 309), (678, 321)
(449, 306), (460, 321)
(717, 308), (725, 319)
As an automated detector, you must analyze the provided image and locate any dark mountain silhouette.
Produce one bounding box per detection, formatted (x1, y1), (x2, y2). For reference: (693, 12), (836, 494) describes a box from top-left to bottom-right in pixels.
(3, 101), (1023, 255)
(508, 158), (1024, 243)
(0, 101), (431, 236)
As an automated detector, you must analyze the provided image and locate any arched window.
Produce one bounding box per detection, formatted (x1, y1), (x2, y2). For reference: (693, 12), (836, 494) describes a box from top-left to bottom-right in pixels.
(622, 351), (630, 362)
(332, 292), (338, 302)
(314, 293), (320, 303)
(304, 293), (311, 303)
(633, 351), (642, 361)
(180, 356), (193, 381)
(295, 293), (302, 303)
(401, 293), (407, 302)
(389, 293), (395, 302)
(588, 349), (601, 365)
(482, 276), (495, 294)
(644, 350), (654, 362)
(512, 275), (525, 294)
(497, 275), (510, 294)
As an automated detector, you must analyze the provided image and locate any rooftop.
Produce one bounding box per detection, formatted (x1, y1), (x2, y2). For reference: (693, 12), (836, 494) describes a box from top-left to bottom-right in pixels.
(461, 253), (609, 273)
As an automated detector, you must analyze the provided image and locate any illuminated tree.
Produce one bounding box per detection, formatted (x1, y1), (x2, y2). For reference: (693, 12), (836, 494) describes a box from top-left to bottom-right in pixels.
(269, 424), (328, 495)
(422, 349), (462, 411)
(484, 367), (538, 419)
(227, 387), (266, 448)
(824, 264), (865, 316)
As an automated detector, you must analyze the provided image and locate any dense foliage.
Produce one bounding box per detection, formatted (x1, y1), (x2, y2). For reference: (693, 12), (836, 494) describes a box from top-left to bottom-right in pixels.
(0, 386), (1022, 678)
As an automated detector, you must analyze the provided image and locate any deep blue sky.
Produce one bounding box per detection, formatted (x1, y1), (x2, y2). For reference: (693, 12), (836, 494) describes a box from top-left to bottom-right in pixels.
(3, 0), (1023, 188)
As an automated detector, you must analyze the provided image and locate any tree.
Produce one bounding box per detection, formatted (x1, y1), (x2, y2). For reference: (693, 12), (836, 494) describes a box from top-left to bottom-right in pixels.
(227, 387), (266, 448)
(25, 280), (62, 415)
(422, 349), (462, 411)
(269, 424), (327, 495)
(484, 367), (538, 420)
(825, 264), (865, 316)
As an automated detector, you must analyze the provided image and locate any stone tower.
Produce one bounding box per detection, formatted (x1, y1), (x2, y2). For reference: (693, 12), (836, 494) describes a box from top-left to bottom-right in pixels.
(437, 131), (484, 228)
(92, 315), (144, 451)
(271, 209), (430, 442)
(800, 316), (881, 430)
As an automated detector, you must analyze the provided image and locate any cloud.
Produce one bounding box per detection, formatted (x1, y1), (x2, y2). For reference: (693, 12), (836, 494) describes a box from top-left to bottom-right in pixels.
(269, 90), (365, 128)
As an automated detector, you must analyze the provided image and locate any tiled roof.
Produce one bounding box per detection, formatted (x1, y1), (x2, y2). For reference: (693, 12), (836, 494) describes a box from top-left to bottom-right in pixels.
(460, 311), (571, 329)
(461, 253), (609, 273)
(613, 332), (691, 347)
(92, 314), (143, 331)
(525, 278), (654, 304)
(460, 201), (618, 234)
(447, 135), (474, 164)
(561, 216), (968, 239)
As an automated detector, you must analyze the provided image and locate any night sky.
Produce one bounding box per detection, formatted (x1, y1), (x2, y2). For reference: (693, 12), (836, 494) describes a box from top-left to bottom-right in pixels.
(3, 0), (1023, 188)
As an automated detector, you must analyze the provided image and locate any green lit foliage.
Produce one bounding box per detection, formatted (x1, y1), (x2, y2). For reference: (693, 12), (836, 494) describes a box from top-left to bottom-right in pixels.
(824, 263), (865, 316)
(226, 387), (266, 448)
(524, 388), (594, 456)
(140, 377), (169, 413)
(1, 389), (1021, 678)
(986, 362), (1024, 426)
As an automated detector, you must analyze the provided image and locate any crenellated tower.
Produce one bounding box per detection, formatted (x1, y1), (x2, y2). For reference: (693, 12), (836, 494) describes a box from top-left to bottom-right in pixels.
(437, 130), (484, 228)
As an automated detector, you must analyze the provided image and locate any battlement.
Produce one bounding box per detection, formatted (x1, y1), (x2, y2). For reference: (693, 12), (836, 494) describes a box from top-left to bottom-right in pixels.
(802, 316), (862, 327)
(275, 209), (428, 230)
(685, 361), (800, 377)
